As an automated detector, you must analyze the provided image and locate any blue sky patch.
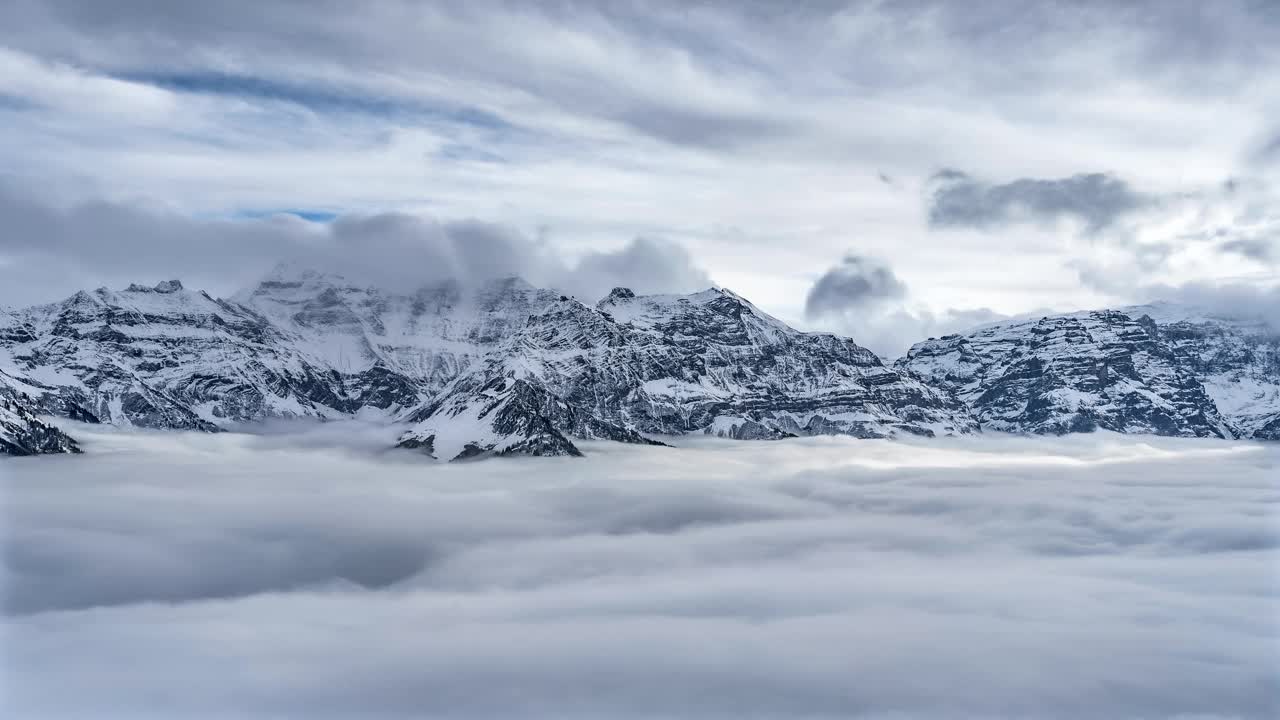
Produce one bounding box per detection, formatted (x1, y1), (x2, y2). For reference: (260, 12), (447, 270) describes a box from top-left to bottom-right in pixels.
(233, 208), (339, 223)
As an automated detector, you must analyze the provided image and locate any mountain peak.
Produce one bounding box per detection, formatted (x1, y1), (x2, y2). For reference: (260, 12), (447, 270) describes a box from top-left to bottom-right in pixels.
(124, 279), (185, 294)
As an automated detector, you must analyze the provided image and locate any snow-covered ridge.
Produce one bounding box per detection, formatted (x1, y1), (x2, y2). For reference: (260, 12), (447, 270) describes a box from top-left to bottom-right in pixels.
(1, 270), (974, 458)
(898, 303), (1279, 440)
(1, 375), (80, 456)
(3, 269), (1275, 458)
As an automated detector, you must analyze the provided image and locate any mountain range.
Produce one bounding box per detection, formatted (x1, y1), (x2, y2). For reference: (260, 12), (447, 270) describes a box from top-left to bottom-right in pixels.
(2, 267), (1276, 458)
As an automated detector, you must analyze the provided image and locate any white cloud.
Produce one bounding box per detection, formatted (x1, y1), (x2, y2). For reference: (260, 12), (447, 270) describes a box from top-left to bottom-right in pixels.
(0, 184), (711, 305)
(1, 2), (1278, 325)
(802, 254), (1007, 357)
(2, 423), (1277, 718)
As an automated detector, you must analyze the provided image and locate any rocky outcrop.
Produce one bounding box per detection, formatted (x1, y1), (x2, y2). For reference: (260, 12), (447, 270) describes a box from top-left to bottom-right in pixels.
(898, 303), (1278, 440)
(6, 269), (1272, 458)
(2, 270), (976, 457)
(0, 383), (80, 456)
(398, 287), (977, 455)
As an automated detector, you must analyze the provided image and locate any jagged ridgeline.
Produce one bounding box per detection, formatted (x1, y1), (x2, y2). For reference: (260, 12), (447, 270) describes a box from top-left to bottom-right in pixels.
(898, 303), (1280, 441)
(1, 268), (1276, 459)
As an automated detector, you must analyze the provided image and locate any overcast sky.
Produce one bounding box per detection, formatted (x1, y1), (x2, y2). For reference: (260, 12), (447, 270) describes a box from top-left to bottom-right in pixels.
(1, 0), (1278, 352)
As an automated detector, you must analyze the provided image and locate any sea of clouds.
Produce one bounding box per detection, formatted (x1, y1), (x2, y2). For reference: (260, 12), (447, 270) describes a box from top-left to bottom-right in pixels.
(2, 422), (1278, 719)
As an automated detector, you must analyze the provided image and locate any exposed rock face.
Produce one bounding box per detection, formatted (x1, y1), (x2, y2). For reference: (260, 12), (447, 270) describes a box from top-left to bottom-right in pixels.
(2, 270), (974, 457)
(898, 303), (1279, 440)
(0, 381), (80, 456)
(397, 287), (977, 458)
(7, 269), (1271, 458)
(1135, 303), (1280, 440)
(0, 283), (356, 435)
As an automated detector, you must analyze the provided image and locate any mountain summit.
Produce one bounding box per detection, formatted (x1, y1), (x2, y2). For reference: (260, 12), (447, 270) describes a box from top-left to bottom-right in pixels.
(2, 273), (1276, 457)
(0, 273), (972, 457)
(898, 304), (1279, 440)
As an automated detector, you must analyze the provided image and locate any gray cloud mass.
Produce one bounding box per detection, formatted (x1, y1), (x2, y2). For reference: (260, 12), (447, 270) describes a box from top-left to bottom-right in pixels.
(928, 170), (1148, 233)
(804, 254), (1006, 356)
(1220, 237), (1277, 262)
(804, 255), (906, 318)
(0, 183), (710, 305)
(2, 423), (1278, 718)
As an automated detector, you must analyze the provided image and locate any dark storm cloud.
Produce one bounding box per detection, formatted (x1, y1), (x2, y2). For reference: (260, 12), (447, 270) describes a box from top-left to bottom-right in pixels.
(928, 170), (1148, 232)
(2, 425), (1278, 718)
(804, 255), (906, 318)
(0, 184), (710, 306)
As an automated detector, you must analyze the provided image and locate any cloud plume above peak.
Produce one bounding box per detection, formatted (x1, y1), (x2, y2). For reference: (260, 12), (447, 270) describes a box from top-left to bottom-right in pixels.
(803, 254), (1005, 356)
(804, 255), (906, 319)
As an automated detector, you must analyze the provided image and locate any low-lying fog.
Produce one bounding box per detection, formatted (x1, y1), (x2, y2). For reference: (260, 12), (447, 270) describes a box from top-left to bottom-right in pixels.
(3, 423), (1278, 719)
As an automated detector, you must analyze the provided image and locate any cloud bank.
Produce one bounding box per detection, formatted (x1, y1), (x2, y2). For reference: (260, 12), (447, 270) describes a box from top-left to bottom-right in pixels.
(0, 184), (710, 305)
(3, 423), (1277, 718)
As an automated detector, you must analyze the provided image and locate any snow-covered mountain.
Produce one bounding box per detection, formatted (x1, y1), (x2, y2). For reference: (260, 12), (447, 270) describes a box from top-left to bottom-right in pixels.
(4, 269), (1275, 459)
(0, 270), (975, 458)
(898, 302), (1279, 440)
(1, 377), (80, 456)
(398, 286), (974, 459)
(0, 278), (383, 432)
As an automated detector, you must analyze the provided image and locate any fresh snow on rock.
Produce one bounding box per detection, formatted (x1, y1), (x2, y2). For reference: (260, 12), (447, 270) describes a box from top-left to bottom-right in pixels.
(898, 303), (1279, 440)
(0, 378), (79, 456)
(4, 270), (1275, 458)
(398, 285), (976, 457)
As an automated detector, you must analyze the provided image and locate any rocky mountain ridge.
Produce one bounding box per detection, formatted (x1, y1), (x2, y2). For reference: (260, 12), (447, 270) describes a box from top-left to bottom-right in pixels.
(2, 272), (1276, 458)
(397, 285), (973, 458)
(898, 302), (1278, 441)
(1, 377), (81, 456)
(0, 270), (974, 459)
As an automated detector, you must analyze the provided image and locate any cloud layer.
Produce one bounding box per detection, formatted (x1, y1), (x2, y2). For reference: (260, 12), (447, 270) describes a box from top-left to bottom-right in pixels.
(0, 183), (710, 304)
(3, 423), (1277, 718)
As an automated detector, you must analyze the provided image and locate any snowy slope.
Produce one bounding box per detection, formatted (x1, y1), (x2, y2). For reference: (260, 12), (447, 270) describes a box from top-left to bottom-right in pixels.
(0, 376), (79, 456)
(0, 280), (378, 432)
(235, 267), (558, 385)
(898, 303), (1278, 440)
(7, 270), (1272, 458)
(1127, 302), (1280, 439)
(397, 286), (976, 458)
